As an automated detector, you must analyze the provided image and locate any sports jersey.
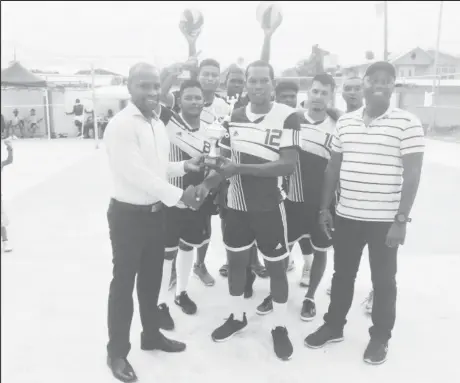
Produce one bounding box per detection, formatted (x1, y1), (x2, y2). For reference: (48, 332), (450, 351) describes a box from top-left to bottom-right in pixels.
(287, 111), (337, 206)
(171, 91), (231, 125)
(160, 107), (212, 190)
(219, 102), (300, 212)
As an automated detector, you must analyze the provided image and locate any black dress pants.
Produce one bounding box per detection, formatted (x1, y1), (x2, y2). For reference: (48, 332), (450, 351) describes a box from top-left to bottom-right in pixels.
(324, 216), (398, 342)
(106, 199), (165, 359)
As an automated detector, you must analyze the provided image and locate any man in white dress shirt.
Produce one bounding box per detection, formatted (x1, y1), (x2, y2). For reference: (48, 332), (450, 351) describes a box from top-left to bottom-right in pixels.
(104, 62), (205, 383)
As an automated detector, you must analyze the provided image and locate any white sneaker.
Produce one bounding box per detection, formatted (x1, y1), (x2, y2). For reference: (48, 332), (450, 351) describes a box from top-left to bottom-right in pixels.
(2, 240), (13, 253)
(299, 262), (311, 287)
(326, 284), (331, 295)
(363, 290), (374, 315)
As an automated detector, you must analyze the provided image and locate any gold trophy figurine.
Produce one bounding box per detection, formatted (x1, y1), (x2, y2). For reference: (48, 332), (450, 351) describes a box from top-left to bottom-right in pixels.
(204, 95), (238, 166)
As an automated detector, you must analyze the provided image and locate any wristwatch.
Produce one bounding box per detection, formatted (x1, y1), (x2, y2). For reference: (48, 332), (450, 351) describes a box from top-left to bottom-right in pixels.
(394, 213), (412, 224)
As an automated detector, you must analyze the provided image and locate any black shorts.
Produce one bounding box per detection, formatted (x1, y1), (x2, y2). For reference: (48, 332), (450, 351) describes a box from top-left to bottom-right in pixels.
(223, 204), (289, 262)
(165, 206), (211, 252)
(285, 199), (332, 252)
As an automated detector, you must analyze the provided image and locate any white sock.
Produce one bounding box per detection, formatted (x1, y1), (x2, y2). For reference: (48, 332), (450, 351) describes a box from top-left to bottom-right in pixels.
(272, 301), (288, 329)
(176, 248), (194, 296)
(158, 259), (173, 306)
(229, 294), (245, 321)
(303, 253), (313, 269)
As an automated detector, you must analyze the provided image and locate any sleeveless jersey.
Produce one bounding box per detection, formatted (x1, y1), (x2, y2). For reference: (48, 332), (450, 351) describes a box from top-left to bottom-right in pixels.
(287, 111), (337, 206)
(160, 107), (212, 190)
(219, 102), (301, 212)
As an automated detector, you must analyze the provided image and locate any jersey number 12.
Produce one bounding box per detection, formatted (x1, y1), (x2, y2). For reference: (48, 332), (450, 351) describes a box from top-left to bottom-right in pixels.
(265, 129), (282, 146)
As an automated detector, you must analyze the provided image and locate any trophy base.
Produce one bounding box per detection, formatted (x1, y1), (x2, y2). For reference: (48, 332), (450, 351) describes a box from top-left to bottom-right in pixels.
(204, 156), (218, 167)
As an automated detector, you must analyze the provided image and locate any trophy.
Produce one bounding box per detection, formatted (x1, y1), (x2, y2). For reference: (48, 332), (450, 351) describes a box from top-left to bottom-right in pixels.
(179, 8), (203, 80)
(204, 95), (238, 166)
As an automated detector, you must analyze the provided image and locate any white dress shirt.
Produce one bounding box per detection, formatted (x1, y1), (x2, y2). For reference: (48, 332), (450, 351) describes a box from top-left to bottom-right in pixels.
(104, 101), (186, 207)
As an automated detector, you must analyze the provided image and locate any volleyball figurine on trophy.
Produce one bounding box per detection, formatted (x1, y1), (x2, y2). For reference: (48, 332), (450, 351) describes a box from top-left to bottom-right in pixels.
(204, 96), (238, 167)
(178, 8), (203, 79)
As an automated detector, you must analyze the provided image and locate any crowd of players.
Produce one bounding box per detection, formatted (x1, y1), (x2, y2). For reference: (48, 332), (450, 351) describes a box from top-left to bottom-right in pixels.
(103, 19), (425, 383)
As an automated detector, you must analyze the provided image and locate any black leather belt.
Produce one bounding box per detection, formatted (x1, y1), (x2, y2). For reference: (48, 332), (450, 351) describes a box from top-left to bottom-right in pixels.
(110, 198), (163, 213)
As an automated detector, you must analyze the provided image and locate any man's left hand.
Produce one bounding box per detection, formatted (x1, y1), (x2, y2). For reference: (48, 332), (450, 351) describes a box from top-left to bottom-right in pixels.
(385, 222), (406, 248)
(184, 155), (205, 173)
(205, 156), (238, 179)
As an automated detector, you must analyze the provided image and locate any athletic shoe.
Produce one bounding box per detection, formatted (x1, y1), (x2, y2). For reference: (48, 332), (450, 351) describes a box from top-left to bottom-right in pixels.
(2, 240), (12, 253)
(219, 263), (229, 277)
(363, 339), (388, 365)
(252, 263), (268, 279)
(244, 268), (257, 298)
(362, 290), (374, 315)
(326, 284), (331, 295)
(287, 259), (295, 272)
(304, 324), (344, 349)
(194, 263), (215, 286)
(272, 326), (293, 361)
(299, 262), (311, 287)
(212, 313), (247, 342)
(158, 303), (175, 331)
(174, 292), (197, 315)
(256, 295), (273, 315)
(168, 266), (177, 291)
(300, 298), (316, 321)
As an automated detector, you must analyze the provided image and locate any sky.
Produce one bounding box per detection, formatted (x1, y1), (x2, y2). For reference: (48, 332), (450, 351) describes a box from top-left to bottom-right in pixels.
(1, 1), (460, 75)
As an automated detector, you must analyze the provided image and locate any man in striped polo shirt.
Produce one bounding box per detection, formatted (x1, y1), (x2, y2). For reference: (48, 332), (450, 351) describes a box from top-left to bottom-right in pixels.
(305, 62), (425, 365)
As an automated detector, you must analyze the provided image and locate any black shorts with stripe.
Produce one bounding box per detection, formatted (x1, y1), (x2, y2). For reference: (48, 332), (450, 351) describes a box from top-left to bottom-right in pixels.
(165, 205), (212, 252)
(285, 199), (332, 252)
(223, 203), (289, 262)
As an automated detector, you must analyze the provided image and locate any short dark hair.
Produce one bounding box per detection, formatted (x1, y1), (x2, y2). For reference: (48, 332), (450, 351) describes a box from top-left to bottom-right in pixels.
(245, 60), (275, 80)
(75, 99), (80, 103)
(225, 65), (245, 82)
(312, 73), (336, 91)
(179, 79), (203, 96)
(275, 80), (299, 95)
(199, 59), (220, 73)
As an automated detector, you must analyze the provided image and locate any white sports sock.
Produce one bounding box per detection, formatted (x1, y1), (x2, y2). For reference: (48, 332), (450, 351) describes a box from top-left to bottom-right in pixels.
(176, 248), (194, 296)
(158, 259), (173, 305)
(303, 253), (313, 269)
(272, 301), (288, 329)
(229, 294), (245, 321)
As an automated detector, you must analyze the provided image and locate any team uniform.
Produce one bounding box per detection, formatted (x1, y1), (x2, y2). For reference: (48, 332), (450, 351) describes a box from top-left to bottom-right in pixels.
(219, 103), (301, 261)
(159, 107), (215, 252)
(285, 111), (337, 251)
(171, 91), (231, 124)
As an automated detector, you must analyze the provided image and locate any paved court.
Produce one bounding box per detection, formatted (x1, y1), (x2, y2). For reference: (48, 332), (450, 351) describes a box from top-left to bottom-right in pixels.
(1, 138), (459, 383)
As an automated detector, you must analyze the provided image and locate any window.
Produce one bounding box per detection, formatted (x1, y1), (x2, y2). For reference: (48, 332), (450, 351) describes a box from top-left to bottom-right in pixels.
(408, 69), (412, 77)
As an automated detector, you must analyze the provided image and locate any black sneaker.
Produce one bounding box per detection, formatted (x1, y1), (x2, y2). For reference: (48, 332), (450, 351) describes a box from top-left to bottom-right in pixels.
(158, 303), (175, 331)
(304, 324), (344, 349)
(363, 339), (388, 365)
(212, 313), (247, 342)
(256, 295), (273, 315)
(174, 292), (197, 315)
(271, 326), (293, 361)
(219, 263), (229, 277)
(300, 298), (316, 322)
(244, 268), (257, 298)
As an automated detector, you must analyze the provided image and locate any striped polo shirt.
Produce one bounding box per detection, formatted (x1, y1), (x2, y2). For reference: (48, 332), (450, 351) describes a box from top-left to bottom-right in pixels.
(332, 106), (425, 222)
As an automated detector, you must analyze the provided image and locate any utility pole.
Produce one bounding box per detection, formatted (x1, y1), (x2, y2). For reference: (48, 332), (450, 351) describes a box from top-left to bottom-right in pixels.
(430, 1), (444, 132)
(383, 1), (389, 61)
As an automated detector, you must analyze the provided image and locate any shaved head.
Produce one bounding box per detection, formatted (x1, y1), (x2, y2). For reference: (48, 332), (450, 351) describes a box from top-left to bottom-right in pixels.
(127, 62), (161, 117)
(128, 62), (159, 82)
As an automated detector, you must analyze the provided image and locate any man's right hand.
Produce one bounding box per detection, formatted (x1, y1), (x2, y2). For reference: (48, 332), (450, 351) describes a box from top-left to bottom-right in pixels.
(180, 185), (204, 211)
(318, 209), (334, 240)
